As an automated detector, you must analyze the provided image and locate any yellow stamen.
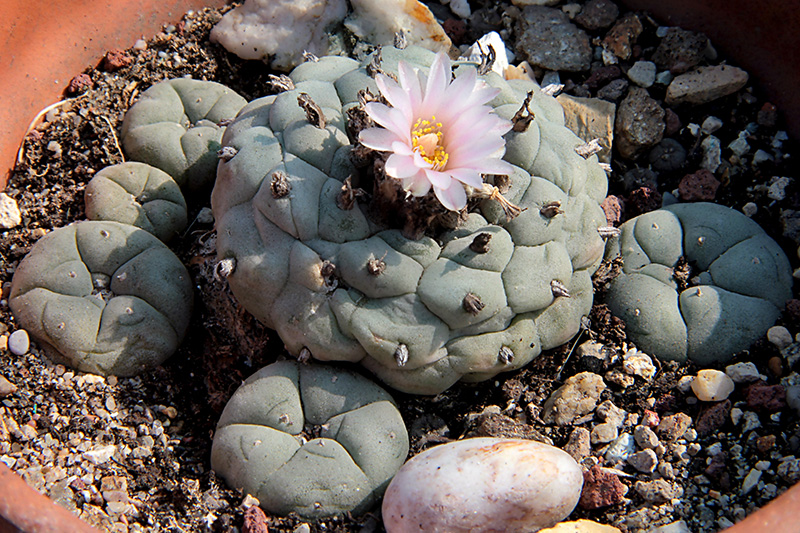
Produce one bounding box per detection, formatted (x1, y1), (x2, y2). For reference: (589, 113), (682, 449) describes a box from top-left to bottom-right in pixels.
(411, 115), (449, 170)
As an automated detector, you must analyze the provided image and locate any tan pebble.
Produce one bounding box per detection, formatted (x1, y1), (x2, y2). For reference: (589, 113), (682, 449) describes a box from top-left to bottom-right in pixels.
(540, 519), (623, 532)
(0, 335), (7, 352)
(768, 356), (783, 377)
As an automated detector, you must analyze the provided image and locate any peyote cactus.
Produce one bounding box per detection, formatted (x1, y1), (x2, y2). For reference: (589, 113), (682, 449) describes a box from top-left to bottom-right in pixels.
(8, 221), (194, 376)
(211, 45), (609, 394)
(211, 360), (409, 519)
(85, 161), (188, 242)
(121, 78), (247, 193)
(604, 202), (793, 365)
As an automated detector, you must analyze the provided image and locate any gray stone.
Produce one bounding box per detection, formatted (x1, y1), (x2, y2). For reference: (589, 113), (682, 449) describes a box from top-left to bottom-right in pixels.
(0, 193), (22, 229)
(574, 0), (619, 30)
(627, 61), (657, 88)
(633, 425), (659, 449)
(634, 479), (682, 503)
(652, 28), (708, 74)
(740, 468), (761, 495)
(700, 135), (722, 172)
(627, 449), (658, 472)
(557, 94), (616, 163)
(597, 78), (628, 102)
(648, 520), (691, 533)
(516, 6), (592, 71)
(666, 65), (749, 106)
(786, 385), (800, 416)
(590, 422), (619, 444)
(615, 87), (665, 159)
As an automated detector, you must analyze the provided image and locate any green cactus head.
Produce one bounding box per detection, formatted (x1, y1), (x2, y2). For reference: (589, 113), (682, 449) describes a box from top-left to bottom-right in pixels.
(211, 46), (610, 394)
(604, 202), (793, 364)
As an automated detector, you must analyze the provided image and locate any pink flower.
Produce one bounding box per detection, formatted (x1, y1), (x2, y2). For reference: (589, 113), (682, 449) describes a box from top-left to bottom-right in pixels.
(358, 52), (514, 211)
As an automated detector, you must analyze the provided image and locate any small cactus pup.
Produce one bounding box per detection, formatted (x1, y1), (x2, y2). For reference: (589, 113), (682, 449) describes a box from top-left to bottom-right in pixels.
(120, 78), (247, 194)
(85, 161), (188, 242)
(211, 360), (409, 519)
(211, 45), (609, 394)
(8, 221), (194, 376)
(604, 202), (793, 365)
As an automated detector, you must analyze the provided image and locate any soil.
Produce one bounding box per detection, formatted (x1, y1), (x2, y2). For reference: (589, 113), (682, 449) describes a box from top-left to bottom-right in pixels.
(1, 2), (799, 532)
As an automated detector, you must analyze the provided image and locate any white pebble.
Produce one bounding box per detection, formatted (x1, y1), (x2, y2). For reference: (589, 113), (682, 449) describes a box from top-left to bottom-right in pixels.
(448, 0), (471, 18)
(725, 362), (762, 383)
(382, 438), (583, 533)
(767, 325), (793, 350)
(730, 407), (744, 426)
(742, 411), (761, 433)
(691, 369), (734, 401)
(742, 202), (757, 217)
(700, 136), (722, 172)
(133, 39), (148, 50)
(701, 116), (723, 134)
(8, 330), (30, 356)
(676, 375), (695, 393)
(627, 61), (657, 88)
(686, 123), (701, 137)
(767, 176), (792, 201)
(622, 349), (656, 380)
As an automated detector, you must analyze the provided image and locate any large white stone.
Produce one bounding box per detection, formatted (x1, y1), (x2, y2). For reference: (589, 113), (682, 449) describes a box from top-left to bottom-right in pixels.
(345, 0), (452, 54)
(383, 438), (583, 533)
(210, 0), (348, 71)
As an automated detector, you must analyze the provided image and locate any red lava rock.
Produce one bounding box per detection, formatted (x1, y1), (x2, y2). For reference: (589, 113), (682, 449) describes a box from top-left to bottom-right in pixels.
(101, 48), (133, 72)
(785, 299), (800, 326)
(757, 434), (777, 453)
(579, 464), (627, 509)
(651, 28), (708, 74)
(65, 73), (92, 96)
(704, 451), (731, 490)
(641, 409), (660, 428)
(745, 383), (786, 411)
(442, 18), (468, 45)
(664, 108), (682, 137)
(626, 186), (662, 217)
(584, 65), (622, 90)
(695, 399), (731, 437)
(678, 169), (720, 201)
(242, 505), (269, 533)
(601, 195), (625, 226)
(653, 391), (676, 413)
(757, 102), (779, 128)
(603, 12), (643, 60)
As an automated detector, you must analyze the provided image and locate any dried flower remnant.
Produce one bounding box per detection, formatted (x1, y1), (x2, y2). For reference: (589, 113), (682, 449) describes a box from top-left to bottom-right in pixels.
(270, 170), (291, 198)
(359, 52), (514, 211)
(511, 91), (535, 132)
(297, 93), (326, 129)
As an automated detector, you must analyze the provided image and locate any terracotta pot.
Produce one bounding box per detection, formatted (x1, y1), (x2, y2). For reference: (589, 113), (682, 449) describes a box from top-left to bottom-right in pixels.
(0, 0), (798, 531)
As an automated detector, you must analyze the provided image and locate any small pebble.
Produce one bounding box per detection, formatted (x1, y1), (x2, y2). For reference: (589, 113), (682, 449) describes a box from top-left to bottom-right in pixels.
(725, 362), (762, 383)
(133, 39), (148, 50)
(627, 449), (658, 472)
(742, 202), (758, 217)
(0, 375), (17, 396)
(605, 433), (636, 464)
(622, 350), (656, 380)
(634, 479), (682, 503)
(767, 326), (792, 349)
(634, 425), (659, 449)
(701, 116), (723, 134)
(627, 61), (656, 88)
(691, 369), (735, 402)
(8, 330), (30, 356)
(591, 422), (619, 445)
(740, 468), (762, 495)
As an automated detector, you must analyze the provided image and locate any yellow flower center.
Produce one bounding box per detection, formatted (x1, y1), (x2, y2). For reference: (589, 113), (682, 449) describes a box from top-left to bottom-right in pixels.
(411, 116), (449, 170)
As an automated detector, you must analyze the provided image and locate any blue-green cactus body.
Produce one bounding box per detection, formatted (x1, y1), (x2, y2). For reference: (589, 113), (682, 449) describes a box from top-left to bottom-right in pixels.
(211, 46), (609, 394)
(605, 202), (793, 364)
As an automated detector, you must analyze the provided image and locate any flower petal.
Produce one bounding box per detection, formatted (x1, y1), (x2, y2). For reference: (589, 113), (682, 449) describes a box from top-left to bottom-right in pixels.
(447, 168), (484, 189)
(359, 127), (402, 151)
(365, 103), (410, 139)
(398, 61), (423, 110)
(376, 74), (412, 121)
(402, 171), (432, 197)
(434, 182), (467, 211)
(385, 153), (420, 179)
(421, 52), (451, 115)
(424, 168), (454, 189)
